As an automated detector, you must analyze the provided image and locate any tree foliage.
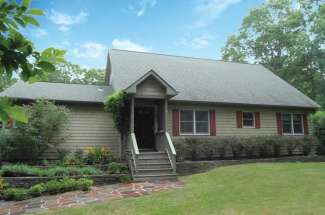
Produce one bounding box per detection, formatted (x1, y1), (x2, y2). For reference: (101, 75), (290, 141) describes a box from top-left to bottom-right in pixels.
(46, 62), (105, 85)
(0, 0), (65, 122)
(0, 100), (69, 161)
(222, 0), (325, 107)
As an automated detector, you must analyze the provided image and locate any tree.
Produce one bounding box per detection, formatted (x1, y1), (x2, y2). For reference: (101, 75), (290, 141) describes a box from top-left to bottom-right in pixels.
(47, 62), (105, 85)
(0, 0), (65, 122)
(222, 0), (325, 108)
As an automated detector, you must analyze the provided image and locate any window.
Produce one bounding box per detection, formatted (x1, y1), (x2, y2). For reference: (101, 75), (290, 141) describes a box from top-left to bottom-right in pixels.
(282, 113), (303, 135)
(242, 112), (255, 127)
(180, 110), (209, 135)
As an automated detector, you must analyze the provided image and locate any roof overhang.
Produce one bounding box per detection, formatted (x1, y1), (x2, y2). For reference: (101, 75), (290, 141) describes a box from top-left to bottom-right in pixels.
(124, 69), (178, 97)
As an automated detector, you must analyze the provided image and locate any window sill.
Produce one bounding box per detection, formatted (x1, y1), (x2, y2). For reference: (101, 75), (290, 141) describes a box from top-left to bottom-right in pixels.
(283, 133), (304, 136)
(242, 126), (256, 129)
(180, 133), (210, 136)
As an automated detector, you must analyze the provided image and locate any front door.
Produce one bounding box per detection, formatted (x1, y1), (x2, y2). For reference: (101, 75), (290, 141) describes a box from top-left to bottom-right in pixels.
(134, 106), (155, 150)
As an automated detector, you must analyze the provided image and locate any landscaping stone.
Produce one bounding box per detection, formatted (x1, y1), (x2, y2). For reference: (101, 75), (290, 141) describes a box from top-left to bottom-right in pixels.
(0, 180), (184, 215)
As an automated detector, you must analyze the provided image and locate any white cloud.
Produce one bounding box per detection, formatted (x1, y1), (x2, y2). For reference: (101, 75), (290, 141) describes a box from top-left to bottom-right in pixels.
(178, 32), (215, 49)
(112, 39), (150, 52)
(129, 0), (157, 17)
(191, 38), (209, 49)
(49, 10), (88, 31)
(33, 29), (48, 38)
(58, 25), (70, 32)
(194, 0), (241, 27)
(72, 42), (107, 59)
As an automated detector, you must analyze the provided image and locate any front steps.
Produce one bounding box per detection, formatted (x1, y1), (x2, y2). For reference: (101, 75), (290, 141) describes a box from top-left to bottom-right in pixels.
(131, 151), (177, 181)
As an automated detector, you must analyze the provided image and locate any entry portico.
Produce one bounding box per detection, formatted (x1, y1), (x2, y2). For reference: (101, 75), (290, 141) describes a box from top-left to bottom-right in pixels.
(126, 70), (178, 181)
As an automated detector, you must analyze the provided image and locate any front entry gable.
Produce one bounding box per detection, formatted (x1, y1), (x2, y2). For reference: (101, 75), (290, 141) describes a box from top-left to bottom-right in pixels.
(124, 70), (178, 98)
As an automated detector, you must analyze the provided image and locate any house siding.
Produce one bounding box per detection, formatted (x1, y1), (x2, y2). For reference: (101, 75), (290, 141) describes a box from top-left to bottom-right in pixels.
(136, 76), (166, 98)
(45, 103), (120, 159)
(167, 102), (313, 138)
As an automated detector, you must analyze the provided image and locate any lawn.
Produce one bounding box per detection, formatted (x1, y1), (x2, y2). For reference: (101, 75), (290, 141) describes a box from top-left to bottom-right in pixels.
(38, 162), (325, 215)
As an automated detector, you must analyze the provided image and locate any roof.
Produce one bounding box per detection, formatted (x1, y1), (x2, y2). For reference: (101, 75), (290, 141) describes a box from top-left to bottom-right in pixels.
(124, 69), (178, 96)
(0, 81), (113, 103)
(109, 49), (319, 109)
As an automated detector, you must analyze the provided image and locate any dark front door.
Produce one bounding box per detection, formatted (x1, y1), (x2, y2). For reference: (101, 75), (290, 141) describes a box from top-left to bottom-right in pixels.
(134, 106), (155, 150)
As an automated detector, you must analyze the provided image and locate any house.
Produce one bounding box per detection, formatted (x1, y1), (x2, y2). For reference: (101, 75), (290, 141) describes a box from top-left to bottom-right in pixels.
(0, 49), (320, 180)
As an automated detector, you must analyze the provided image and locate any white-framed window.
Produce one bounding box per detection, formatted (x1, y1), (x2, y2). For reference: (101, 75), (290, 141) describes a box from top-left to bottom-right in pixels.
(242, 112), (255, 128)
(180, 110), (209, 135)
(282, 113), (303, 135)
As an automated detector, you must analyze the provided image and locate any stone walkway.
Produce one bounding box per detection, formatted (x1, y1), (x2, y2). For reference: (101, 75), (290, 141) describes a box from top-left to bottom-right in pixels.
(0, 180), (184, 215)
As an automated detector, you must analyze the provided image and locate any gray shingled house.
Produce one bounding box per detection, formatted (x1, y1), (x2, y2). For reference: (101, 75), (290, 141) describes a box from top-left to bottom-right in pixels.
(0, 49), (320, 180)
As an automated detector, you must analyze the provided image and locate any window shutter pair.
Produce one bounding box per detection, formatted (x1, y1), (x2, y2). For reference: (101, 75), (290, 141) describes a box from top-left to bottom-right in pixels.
(276, 113), (309, 135)
(172, 109), (216, 136)
(236, 111), (261, 129)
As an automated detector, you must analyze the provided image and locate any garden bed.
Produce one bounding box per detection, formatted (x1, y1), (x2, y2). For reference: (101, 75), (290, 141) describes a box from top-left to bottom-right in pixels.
(176, 155), (325, 175)
(2, 174), (128, 188)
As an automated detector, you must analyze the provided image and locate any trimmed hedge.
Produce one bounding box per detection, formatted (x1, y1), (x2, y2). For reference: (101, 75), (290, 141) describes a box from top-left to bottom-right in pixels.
(0, 178), (93, 201)
(174, 136), (319, 161)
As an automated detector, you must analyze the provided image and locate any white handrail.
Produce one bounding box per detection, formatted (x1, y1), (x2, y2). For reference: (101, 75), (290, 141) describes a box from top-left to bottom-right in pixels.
(165, 132), (176, 155)
(130, 132), (139, 155)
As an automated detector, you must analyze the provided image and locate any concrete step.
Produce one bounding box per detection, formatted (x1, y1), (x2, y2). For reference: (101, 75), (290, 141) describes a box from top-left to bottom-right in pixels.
(138, 153), (169, 160)
(133, 173), (177, 182)
(137, 158), (170, 165)
(137, 163), (171, 169)
(137, 168), (174, 175)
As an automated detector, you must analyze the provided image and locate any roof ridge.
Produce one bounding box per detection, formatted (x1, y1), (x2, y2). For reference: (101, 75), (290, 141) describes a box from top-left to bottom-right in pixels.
(31, 81), (107, 87)
(109, 48), (260, 66)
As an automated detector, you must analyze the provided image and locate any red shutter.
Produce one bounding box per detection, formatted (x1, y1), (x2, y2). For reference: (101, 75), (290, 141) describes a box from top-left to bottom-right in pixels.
(303, 114), (309, 135)
(255, 112), (261, 129)
(172, 109), (180, 136)
(276, 112), (283, 135)
(236, 111), (242, 128)
(209, 110), (216, 136)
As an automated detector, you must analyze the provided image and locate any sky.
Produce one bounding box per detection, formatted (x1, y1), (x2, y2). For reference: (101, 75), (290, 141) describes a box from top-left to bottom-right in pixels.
(27, 0), (265, 69)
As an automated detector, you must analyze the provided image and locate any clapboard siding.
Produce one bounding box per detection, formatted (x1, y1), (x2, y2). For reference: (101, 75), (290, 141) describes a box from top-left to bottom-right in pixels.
(168, 102), (313, 138)
(136, 76), (166, 97)
(45, 103), (120, 159)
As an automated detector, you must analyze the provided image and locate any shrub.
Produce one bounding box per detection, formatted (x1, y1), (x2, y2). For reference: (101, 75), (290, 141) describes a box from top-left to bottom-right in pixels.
(256, 137), (273, 158)
(76, 178), (93, 191)
(119, 175), (132, 183)
(62, 152), (84, 166)
(229, 137), (244, 158)
(174, 136), (316, 161)
(312, 111), (325, 154)
(286, 138), (299, 156)
(242, 138), (257, 158)
(215, 140), (227, 159)
(108, 162), (129, 174)
(0, 164), (103, 177)
(0, 164), (43, 177)
(84, 147), (117, 165)
(29, 184), (45, 197)
(0, 178), (8, 195)
(2, 188), (30, 201)
(0, 100), (69, 161)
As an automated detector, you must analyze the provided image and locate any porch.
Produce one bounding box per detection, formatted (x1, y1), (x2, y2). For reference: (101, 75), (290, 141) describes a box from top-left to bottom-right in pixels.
(124, 70), (178, 181)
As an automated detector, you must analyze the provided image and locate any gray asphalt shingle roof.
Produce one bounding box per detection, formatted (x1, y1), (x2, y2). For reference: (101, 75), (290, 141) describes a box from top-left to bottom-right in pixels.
(109, 49), (319, 109)
(0, 81), (112, 103)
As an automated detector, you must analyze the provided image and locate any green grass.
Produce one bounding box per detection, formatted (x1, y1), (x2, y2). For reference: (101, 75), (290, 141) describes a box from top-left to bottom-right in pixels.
(37, 162), (325, 215)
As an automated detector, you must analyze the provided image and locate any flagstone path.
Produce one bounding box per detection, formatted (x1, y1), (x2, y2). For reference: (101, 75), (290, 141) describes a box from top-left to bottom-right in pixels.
(0, 180), (184, 215)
